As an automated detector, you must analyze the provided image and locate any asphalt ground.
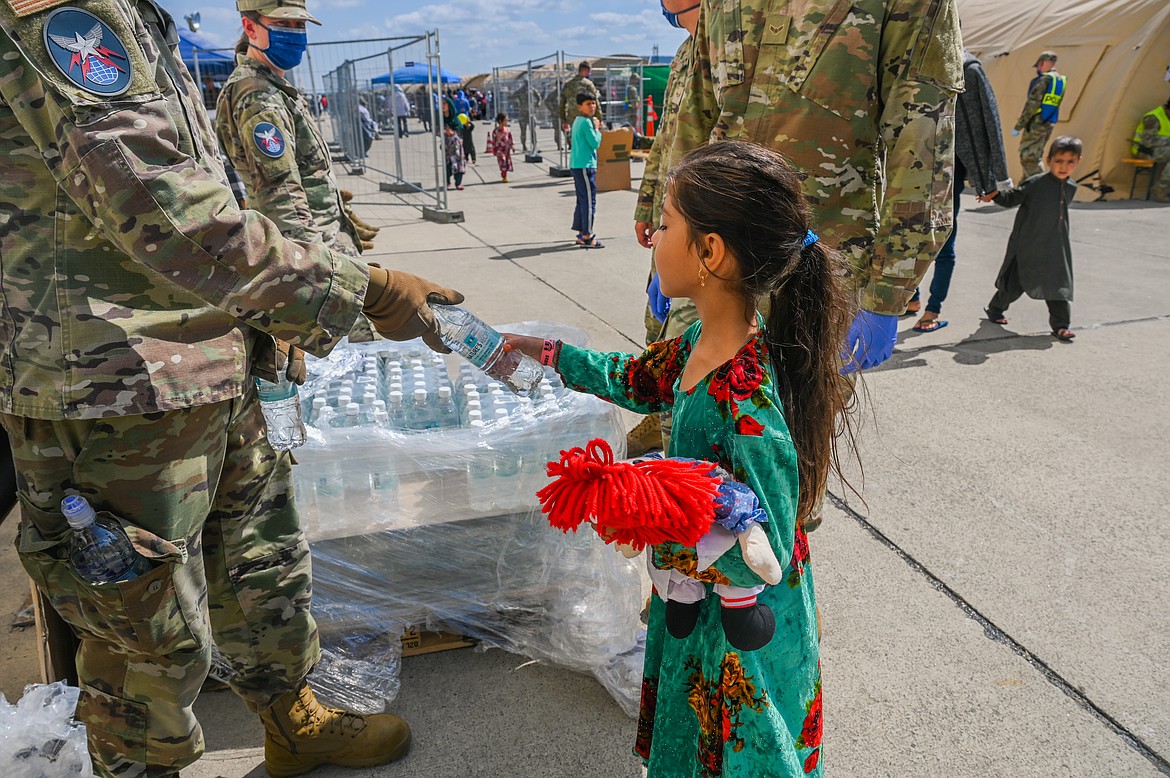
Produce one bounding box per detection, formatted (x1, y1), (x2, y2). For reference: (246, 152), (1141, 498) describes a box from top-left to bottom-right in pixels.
(2, 128), (1167, 777)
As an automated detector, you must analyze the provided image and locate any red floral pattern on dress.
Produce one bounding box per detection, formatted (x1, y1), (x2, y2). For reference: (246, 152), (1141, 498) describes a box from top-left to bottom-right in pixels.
(617, 338), (687, 409)
(796, 667), (823, 773)
(788, 524), (811, 588)
(734, 414), (765, 437)
(685, 653), (769, 777)
(634, 676), (658, 760)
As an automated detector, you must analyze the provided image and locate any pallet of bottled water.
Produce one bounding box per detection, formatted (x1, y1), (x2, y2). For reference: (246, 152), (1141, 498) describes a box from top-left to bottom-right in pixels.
(291, 323), (625, 542)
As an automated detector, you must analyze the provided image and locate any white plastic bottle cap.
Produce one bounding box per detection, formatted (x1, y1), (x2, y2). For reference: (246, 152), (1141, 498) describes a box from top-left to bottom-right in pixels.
(468, 410), (483, 422)
(373, 399), (387, 411)
(389, 390), (404, 406)
(438, 386), (452, 400)
(346, 402), (360, 415)
(470, 419), (485, 430)
(413, 388), (427, 404)
(312, 397), (327, 409)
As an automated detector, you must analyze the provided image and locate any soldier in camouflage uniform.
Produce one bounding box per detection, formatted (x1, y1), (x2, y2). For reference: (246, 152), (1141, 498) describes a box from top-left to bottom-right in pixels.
(650, 0), (962, 524)
(1133, 96), (1170, 203)
(1014, 51), (1062, 178)
(626, 2), (702, 456)
(511, 78), (537, 151)
(0, 0), (461, 774)
(543, 85), (564, 150)
(559, 61), (601, 144)
(217, 0), (375, 341)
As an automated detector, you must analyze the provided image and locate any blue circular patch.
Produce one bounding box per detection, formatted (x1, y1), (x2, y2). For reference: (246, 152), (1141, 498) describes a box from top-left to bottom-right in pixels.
(43, 8), (132, 97)
(253, 122), (287, 158)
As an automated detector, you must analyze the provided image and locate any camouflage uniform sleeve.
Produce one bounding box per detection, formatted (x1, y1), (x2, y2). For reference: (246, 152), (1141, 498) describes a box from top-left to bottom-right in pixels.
(1015, 75), (1047, 131)
(559, 78), (575, 126)
(635, 136), (662, 224)
(0, 9), (366, 356)
(863, 0), (963, 314)
(229, 90), (318, 243)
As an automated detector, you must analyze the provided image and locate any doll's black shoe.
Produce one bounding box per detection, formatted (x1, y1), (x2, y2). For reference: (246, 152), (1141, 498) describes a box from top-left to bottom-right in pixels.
(720, 603), (775, 652)
(664, 599), (702, 639)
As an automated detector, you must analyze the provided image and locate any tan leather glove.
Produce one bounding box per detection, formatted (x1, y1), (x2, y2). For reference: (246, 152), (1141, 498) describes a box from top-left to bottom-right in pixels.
(363, 265), (464, 352)
(279, 341), (307, 385)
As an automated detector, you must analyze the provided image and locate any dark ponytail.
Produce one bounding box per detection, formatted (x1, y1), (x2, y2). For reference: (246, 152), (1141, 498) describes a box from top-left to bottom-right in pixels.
(666, 142), (856, 523)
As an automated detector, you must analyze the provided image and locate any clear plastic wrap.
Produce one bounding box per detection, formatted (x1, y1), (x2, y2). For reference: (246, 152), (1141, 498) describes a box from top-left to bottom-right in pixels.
(225, 323), (645, 716)
(0, 682), (93, 778)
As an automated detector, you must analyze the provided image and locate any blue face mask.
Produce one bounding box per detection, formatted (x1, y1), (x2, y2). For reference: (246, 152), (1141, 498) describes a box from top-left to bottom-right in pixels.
(661, 0), (699, 28)
(255, 22), (307, 71)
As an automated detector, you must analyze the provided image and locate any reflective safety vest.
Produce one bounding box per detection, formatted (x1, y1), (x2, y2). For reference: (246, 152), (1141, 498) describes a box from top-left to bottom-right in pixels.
(1132, 106), (1170, 156)
(1035, 73), (1066, 123)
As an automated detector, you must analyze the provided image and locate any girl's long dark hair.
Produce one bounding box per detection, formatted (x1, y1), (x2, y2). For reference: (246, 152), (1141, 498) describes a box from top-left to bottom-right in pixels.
(666, 141), (857, 523)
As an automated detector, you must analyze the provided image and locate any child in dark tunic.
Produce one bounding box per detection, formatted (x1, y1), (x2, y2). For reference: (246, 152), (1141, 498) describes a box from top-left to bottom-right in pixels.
(979, 135), (1082, 341)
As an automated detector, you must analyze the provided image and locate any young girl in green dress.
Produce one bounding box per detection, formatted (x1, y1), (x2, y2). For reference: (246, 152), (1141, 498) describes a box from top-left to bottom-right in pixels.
(506, 141), (855, 777)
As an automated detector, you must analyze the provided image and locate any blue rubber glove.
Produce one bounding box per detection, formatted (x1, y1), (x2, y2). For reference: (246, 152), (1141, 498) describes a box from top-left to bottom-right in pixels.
(842, 309), (898, 374)
(1011, 128), (1020, 136)
(647, 274), (671, 322)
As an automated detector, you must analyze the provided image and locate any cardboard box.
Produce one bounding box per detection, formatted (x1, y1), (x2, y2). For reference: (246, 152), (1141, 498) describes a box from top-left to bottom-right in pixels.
(595, 128), (633, 192)
(400, 627), (476, 657)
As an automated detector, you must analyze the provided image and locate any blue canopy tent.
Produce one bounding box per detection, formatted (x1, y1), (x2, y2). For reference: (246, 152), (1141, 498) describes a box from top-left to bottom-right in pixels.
(372, 63), (461, 86)
(177, 29), (235, 78)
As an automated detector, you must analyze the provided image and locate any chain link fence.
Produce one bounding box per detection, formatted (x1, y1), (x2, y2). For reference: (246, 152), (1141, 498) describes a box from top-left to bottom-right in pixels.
(185, 32), (451, 215)
(487, 53), (645, 172)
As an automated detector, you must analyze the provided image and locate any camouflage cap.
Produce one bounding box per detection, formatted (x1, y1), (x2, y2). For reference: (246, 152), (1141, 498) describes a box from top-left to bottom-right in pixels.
(1035, 51), (1058, 64)
(237, 0), (321, 25)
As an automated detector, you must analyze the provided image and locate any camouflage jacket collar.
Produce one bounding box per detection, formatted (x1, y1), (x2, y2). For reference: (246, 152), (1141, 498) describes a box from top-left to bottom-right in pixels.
(232, 53), (298, 99)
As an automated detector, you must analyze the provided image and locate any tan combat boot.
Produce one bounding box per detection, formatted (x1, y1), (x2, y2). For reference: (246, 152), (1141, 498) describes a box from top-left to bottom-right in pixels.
(340, 189), (354, 203)
(361, 240), (376, 251)
(259, 681), (411, 777)
(354, 224), (378, 241)
(626, 413), (662, 458)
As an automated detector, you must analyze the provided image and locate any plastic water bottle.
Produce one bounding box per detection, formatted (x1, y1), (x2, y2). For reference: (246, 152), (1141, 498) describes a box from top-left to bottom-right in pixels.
(436, 386), (459, 428)
(409, 388), (436, 430)
(466, 420), (495, 512)
(255, 374), (307, 451)
(331, 402), (362, 429)
(430, 304), (542, 396)
(62, 495), (152, 585)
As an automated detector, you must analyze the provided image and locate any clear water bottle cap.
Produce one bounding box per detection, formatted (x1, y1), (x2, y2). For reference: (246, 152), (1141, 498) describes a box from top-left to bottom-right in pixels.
(346, 402), (360, 416)
(61, 494), (97, 529)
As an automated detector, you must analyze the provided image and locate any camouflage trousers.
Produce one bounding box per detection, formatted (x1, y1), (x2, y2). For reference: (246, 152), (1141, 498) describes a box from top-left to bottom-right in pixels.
(1019, 121), (1055, 178)
(1144, 144), (1170, 199)
(1, 390), (318, 777)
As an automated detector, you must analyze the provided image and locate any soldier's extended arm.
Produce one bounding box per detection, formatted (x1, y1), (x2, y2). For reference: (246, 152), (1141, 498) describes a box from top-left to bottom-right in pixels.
(635, 137), (662, 228)
(864, 0), (963, 314)
(228, 93), (320, 244)
(0, 23), (364, 356)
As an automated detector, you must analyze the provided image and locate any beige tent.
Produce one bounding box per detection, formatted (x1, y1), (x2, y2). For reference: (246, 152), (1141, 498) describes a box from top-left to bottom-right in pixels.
(957, 0), (1170, 199)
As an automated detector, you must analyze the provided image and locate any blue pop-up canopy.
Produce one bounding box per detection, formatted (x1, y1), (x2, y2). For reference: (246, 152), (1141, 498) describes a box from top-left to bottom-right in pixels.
(177, 29), (235, 78)
(372, 63), (461, 85)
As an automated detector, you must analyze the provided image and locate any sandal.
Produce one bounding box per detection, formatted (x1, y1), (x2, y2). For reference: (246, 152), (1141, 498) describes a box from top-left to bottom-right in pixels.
(1052, 328), (1076, 341)
(983, 308), (1008, 325)
(579, 236), (605, 249)
(574, 233), (589, 245)
(912, 318), (948, 333)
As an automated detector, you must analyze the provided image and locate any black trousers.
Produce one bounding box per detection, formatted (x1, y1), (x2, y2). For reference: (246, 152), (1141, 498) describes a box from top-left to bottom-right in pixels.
(987, 258), (1071, 330)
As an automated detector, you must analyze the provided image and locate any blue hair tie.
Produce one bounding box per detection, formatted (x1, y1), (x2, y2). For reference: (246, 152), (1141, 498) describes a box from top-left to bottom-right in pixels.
(802, 230), (819, 248)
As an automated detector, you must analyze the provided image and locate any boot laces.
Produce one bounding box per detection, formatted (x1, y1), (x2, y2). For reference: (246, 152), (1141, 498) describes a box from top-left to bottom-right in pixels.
(297, 686), (368, 738)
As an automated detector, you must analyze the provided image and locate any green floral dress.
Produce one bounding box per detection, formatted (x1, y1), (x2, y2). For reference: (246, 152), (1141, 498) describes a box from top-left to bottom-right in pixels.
(557, 322), (823, 777)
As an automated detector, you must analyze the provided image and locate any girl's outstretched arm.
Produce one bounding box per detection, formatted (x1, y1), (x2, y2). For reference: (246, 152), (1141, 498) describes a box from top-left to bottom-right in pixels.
(502, 333), (687, 415)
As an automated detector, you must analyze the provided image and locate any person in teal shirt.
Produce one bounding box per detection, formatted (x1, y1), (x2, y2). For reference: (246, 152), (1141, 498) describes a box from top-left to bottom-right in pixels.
(571, 94), (604, 248)
(505, 141), (858, 776)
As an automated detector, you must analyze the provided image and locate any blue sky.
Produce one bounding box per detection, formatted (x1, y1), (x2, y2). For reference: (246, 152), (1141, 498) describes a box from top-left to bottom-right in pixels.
(172, 0), (689, 78)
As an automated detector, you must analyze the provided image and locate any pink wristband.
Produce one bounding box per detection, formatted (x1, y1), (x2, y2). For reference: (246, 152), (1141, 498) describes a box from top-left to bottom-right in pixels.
(539, 339), (558, 366)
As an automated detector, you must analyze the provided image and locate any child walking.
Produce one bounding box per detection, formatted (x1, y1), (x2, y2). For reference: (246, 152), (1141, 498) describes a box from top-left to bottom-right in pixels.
(505, 142), (855, 777)
(486, 113), (515, 183)
(980, 135), (1082, 341)
(570, 94), (603, 249)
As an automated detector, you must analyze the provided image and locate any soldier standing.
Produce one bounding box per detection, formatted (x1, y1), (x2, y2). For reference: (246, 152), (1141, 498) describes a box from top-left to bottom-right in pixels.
(1132, 96), (1170, 202)
(544, 85), (565, 150)
(626, 0), (703, 456)
(560, 61), (601, 145)
(1013, 51), (1066, 178)
(0, 0), (462, 775)
(649, 0), (963, 530)
(511, 78), (536, 151)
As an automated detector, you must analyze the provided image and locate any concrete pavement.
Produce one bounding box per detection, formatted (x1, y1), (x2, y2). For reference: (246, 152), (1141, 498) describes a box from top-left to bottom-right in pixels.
(2, 142), (1167, 777)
